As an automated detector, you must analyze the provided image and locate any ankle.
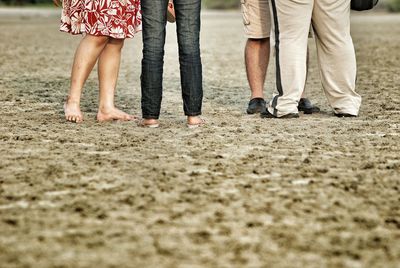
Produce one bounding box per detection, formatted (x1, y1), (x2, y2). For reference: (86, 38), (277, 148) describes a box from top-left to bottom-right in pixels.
(251, 94), (264, 100)
(66, 96), (80, 105)
(98, 104), (115, 113)
(144, 118), (159, 123)
(187, 116), (200, 122)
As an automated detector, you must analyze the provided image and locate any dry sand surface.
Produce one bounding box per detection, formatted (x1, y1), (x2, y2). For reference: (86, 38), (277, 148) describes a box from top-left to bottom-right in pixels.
(0, 8), (400, 268)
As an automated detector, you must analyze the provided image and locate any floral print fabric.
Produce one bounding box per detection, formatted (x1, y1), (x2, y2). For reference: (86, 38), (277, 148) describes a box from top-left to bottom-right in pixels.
(60, 0), (141, 39)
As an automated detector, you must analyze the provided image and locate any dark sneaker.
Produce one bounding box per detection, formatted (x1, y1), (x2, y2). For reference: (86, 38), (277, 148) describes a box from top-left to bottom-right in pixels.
(298, 98), (320, 114)
(260, 109), (299, 119)
(334, 113), (357, 118)
(247, 98), (266, 114)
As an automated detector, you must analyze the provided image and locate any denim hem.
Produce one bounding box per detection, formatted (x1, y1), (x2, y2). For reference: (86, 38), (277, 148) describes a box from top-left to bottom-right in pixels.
(185, 112), (202, 117)
(142, 115), (160, 120)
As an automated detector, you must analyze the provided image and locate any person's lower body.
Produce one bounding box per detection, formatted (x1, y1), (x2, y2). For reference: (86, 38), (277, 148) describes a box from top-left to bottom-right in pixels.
(245, 38), (269, 114)
(242, 0), (319, 115)
(242, 0), (270, 114)
(265, 0), (361, 118)
(141, 0), (203, 127)
(64, 36), (136, 123)
(312, 0), (361, 116)
(61, 0), (141, 123)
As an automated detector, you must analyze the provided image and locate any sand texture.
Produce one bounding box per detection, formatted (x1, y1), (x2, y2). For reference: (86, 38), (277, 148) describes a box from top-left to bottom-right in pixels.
(0, 9), (400, 268)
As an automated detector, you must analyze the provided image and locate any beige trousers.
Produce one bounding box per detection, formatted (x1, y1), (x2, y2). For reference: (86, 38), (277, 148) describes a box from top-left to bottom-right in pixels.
(267, 0), (362, 117)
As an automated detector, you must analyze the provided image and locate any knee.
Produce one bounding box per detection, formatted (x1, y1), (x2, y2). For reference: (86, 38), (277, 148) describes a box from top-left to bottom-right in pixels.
(143, 26), (166, 53)
(86, 34), (110, 47)
(143, 45), (165, 62)
(109, 38), (125, 50)
(143, 35), (166, 59)
(178, 40), (201, 60)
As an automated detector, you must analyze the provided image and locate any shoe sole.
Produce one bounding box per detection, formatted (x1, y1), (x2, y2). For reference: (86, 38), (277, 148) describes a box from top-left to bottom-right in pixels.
(298, 107), (321, 114)
(334, 113), (357, 118)
(247, 107), (266, 115)
(301, 108), (313, 115)
(261, 112), (299, 119)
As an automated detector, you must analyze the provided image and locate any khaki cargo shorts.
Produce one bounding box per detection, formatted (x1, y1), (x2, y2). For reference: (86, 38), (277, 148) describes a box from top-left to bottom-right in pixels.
(241, 0), (313, 39)
(241, 0), (271, 39)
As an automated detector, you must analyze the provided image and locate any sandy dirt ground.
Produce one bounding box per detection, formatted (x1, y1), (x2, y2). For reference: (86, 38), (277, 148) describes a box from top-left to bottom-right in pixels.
(0, 8), (400, 268)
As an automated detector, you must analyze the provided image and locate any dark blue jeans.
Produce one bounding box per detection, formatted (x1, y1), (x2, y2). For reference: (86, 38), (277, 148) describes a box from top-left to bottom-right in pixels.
(141, 0), (203, 119)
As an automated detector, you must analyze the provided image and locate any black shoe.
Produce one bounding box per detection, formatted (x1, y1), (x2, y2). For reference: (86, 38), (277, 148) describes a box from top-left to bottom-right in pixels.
(334, 113), (357, 118)
(260, 109), (299, 119)
(247, 98), (266, 114)
(298, 98), (320, 114)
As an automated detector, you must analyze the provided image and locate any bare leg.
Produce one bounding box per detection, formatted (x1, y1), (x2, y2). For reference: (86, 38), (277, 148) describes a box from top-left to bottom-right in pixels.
(96, 38), (136, 122)
(64, 35), (109, 123)
(245, 38), (270, 99)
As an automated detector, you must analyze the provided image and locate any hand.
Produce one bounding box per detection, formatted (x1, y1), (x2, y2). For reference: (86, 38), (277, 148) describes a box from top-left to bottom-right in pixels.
(167, 1), (176, 23)
(53, 0), (62, 7)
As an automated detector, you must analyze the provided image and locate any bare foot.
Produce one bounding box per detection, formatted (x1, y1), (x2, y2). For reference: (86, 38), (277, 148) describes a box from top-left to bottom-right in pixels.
(97, 107), (137, 122)
(139, 118), (160, 128)
(187, 116), (205, 128)
(64, 98), (83, 123)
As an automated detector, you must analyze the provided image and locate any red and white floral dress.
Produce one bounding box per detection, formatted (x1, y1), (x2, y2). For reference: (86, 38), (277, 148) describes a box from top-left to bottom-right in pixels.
(60, 0), (141, 39)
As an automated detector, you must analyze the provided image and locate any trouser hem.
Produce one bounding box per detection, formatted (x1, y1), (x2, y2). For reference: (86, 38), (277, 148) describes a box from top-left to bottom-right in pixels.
(333, 109), (359, 116)
(267, 106), (298, 118)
